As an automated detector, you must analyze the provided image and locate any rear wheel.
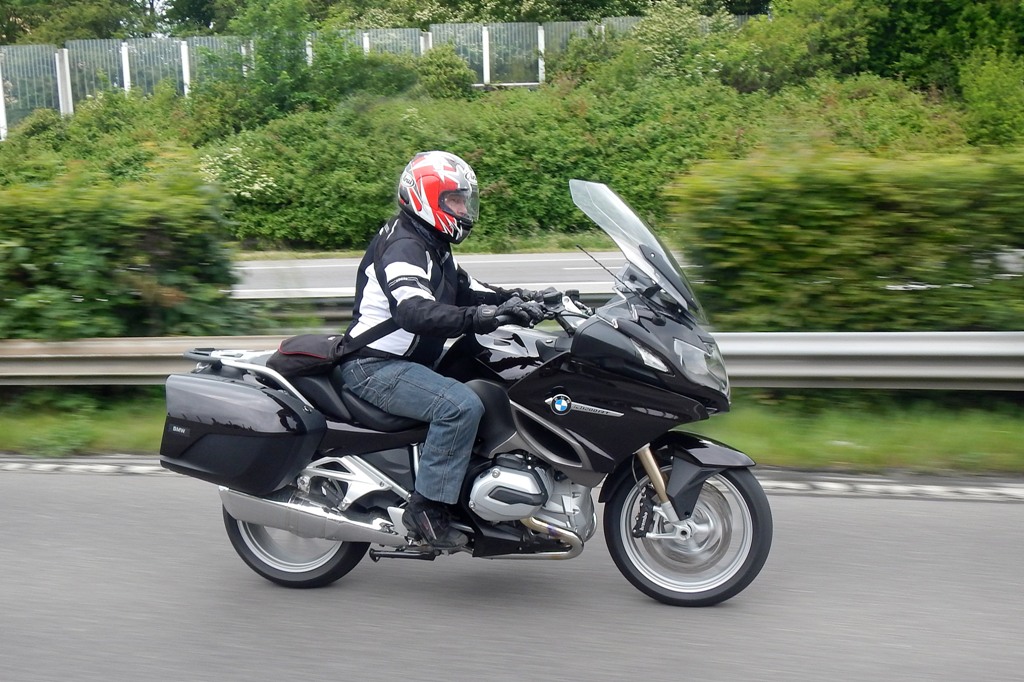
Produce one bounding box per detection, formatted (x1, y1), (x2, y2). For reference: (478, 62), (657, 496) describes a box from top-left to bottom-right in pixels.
(223, 507), (369, 588)
(604, 463), (772, 606)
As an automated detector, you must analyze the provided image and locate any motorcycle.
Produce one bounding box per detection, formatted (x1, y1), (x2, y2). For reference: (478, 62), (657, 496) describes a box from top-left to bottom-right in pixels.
(159, 179), (772, 607)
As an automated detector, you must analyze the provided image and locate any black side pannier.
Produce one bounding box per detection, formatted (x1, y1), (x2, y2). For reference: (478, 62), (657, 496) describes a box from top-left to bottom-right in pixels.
(159, 373), (326, 495)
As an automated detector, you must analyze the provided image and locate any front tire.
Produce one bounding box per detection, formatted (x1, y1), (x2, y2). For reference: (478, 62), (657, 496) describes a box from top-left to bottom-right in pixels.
(223, 506), (369, 588)
(604, 464), (772, 606)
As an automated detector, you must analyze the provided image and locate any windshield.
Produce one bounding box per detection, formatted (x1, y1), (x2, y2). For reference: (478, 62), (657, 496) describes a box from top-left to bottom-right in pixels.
(569, 179), (706, 321)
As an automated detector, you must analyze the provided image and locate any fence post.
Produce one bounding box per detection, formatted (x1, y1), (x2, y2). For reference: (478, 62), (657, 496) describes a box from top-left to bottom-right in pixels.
(120, 41), (131, 92)
(305, 37), (313, 65)
(0, 54), (8, 141)
(55, 49), (74, 116)
(362, 32), (370, 55)
(421, 32), (432, 54)
(537, 25), (546, 83)
(180, 41), (191, 95)
(482, 25), (490, 85)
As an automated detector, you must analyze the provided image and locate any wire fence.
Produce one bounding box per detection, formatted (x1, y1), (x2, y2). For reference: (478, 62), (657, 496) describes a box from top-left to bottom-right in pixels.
(0, 16), (754, 140)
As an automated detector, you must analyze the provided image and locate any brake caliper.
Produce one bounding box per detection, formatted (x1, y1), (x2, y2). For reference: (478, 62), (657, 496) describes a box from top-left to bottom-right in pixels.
(631, 484), (658, 538)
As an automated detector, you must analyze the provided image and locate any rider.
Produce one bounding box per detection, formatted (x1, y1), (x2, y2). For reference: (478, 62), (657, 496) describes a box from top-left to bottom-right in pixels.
(339, 150), (547, 549)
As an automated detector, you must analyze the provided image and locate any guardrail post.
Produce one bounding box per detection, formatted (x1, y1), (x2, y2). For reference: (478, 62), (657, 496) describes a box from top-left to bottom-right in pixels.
(0, 54), (8, 141)
(55, 48), (74, 116)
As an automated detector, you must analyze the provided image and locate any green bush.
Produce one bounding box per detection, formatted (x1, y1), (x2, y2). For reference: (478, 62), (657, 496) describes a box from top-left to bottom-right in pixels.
(665, 148), (1024, 332)
(414, 43), (478, 100)
(0, 171), (255, 340)
(197, 75), (753, 250)
(959, 48), (1024, 147)
(754, 75), (969, 155)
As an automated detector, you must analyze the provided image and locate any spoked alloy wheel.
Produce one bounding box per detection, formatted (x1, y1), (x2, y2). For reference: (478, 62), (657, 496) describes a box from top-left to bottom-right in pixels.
(223, 507), (369, 588)
(605, 464), (772, 606)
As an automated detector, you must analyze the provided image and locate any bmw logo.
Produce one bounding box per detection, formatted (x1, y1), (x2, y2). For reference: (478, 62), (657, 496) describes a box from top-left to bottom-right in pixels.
(548, 394), (572, 415)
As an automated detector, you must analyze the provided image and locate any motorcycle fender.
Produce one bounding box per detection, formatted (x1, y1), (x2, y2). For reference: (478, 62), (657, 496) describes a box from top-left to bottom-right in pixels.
(598, 431), (754, 510)
(653, 431), (756, 468)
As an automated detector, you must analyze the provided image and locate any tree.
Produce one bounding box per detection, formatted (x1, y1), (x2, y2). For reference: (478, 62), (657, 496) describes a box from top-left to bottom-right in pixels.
(865, 0), (1024, 90)
(162, 0), (245, 35)
(3, 0), (158, 44)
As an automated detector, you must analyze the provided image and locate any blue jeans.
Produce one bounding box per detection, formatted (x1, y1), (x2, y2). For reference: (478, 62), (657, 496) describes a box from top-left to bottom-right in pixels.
(339, 357), (484, 504)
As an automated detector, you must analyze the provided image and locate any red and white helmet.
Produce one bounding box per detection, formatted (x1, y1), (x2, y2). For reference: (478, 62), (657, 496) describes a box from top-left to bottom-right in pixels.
(397, 151), (479, 244)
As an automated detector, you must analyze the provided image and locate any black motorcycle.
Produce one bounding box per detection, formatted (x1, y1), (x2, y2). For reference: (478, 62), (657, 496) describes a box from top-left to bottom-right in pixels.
(160, 179), (772, 606)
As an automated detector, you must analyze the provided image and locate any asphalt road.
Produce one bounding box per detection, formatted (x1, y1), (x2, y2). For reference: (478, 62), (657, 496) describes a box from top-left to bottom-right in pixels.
(233, 252), (626, 299)
(2, 469), (1023, 682)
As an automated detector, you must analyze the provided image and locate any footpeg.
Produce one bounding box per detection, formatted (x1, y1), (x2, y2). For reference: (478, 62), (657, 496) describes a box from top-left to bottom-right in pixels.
(369, 548), (439, 562)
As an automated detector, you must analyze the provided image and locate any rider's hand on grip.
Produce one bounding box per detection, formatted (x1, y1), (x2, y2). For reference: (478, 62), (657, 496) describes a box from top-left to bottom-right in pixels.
(519, 300), (545, 324)
(473, 297), (534, 333)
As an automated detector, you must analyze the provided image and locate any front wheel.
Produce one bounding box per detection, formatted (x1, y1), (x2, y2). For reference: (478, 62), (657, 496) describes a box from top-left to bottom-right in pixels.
(604, 464), (772, 606)
(223, 507), (369, 588)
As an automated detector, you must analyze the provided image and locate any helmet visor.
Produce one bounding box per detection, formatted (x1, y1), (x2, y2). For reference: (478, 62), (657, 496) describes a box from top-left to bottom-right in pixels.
(440, 188), (479, 225)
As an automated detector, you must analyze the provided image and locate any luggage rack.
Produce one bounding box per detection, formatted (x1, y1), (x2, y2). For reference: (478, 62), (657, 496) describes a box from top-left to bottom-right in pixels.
(183, 347), (316, 410)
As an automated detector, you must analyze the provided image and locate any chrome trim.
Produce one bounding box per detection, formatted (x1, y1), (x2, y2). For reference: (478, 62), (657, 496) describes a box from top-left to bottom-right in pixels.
(218, 356), (315, 410)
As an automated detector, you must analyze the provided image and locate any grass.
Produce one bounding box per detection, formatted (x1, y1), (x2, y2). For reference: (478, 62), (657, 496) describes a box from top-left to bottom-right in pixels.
(690, 404), (1024, 474)
(1, 392), (1022, 474)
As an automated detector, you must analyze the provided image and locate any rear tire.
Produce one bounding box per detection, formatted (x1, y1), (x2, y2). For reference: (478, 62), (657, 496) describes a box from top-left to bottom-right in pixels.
(604, 464), (772, 606)
(223, 506), (369, 588)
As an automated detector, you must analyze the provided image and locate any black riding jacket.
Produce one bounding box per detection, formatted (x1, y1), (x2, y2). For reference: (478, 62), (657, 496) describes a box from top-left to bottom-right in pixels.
(345, 212), (510, 366)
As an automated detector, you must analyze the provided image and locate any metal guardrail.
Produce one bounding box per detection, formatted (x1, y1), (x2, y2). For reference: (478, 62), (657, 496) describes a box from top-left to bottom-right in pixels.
(1, 332), (1022, 390)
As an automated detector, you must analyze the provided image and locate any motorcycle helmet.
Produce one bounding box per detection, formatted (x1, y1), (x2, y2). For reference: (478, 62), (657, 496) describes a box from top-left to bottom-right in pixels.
(397, 151), (479, 244)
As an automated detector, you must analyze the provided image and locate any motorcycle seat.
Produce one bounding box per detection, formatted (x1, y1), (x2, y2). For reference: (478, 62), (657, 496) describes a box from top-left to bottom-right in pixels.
(291, 368), (425, 433)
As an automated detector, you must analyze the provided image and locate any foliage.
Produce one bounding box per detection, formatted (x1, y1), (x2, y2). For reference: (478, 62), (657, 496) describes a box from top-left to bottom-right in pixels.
(309, 31), (419, 105)
(665, 148), (1024, 332)
(864, 0), (1024, 92)
(163, 0), (245, 36)
(754, 75), (969, 155)
(196, 74), (754, 250)
(2, 0), (158, 44)
(958, 48), (1024, 147)
(628, 1), (739, 81)
(0, 85), (197, 185)
(414, 43), (478, 99)
(0, 170), (255, 339)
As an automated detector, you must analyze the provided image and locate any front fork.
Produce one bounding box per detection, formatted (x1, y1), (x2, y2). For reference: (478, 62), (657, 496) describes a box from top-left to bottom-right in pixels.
(635, 444), (723, 541)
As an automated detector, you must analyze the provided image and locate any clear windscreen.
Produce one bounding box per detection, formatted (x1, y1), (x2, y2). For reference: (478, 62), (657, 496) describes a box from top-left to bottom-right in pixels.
(569, 179), (706, 321)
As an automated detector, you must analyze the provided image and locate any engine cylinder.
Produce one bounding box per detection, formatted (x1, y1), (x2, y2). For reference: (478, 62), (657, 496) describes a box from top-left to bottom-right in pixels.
(469, 455), (553, 522)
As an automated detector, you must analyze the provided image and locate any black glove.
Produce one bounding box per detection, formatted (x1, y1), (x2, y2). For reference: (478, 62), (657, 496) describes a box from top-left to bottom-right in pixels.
(518, 300), (545, 324)
(473, 297), (534, 333)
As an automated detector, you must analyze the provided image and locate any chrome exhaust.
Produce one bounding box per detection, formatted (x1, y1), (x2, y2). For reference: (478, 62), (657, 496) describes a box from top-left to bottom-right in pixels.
(486, 516), (584, 560)
(219, 487), (406, 547)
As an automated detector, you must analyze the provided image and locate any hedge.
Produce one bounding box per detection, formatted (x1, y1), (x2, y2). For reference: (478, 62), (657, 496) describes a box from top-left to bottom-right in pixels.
(665, 148), (1024, 332)
(0, 172), (253, 340)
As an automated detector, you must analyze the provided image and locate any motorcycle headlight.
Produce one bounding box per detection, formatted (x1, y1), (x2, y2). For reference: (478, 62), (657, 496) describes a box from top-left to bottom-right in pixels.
(673, 337), (730, 397)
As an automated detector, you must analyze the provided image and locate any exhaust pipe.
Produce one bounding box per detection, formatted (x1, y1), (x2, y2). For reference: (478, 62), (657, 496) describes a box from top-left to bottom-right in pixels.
(219, 487), (405, 547)
(486, 516), (584, 560)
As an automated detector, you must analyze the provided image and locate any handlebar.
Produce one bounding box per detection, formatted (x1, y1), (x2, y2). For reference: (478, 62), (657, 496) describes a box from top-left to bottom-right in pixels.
(497, 289), (594, 334)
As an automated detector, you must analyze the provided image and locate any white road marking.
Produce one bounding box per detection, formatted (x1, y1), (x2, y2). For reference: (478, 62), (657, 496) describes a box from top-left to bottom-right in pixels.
(3, 458), (1022, 503)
